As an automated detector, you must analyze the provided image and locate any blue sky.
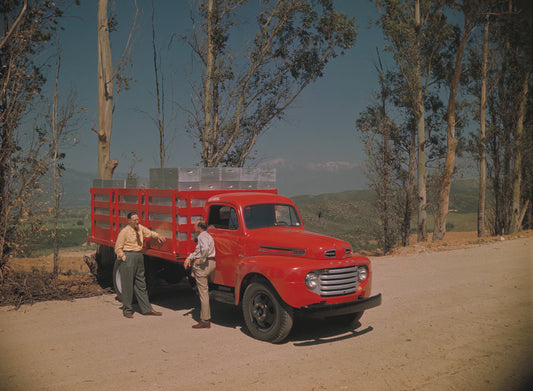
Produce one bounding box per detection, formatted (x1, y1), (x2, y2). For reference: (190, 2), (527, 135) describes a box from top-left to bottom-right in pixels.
(55, 1), (386, 194)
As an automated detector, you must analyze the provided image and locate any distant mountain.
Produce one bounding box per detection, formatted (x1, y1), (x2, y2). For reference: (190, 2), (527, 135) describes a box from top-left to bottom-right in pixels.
(258, 159), (367, 196)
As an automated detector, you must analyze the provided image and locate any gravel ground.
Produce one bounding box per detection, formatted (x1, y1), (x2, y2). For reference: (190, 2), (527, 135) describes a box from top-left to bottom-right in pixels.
(0, 235), (532, 391)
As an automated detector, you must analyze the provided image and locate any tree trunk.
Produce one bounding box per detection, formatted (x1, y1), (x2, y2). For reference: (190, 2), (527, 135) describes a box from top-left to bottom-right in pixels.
(478, 14), (489, 237)
(151, 0), (165, 168)
(402, 132), (416, 247)
(509, 69), (530, 233)
(52, 40), (60, 275)
(433, 19), (470, 241)
(202, 0), (215, 167)
(415, 0), (428, 242)
(97, 0), (118, 179)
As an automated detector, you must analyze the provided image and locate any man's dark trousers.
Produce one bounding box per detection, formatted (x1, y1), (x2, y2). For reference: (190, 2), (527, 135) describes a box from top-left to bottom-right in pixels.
(117, 251), (152, 315)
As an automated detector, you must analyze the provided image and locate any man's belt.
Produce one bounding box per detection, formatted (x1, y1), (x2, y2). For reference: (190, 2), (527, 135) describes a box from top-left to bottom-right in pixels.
(207, 257), (215, 261)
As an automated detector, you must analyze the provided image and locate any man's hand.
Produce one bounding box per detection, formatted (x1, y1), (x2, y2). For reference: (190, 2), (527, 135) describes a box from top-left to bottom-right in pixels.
(121, 255), (127, 262)
(184, 257), (193, 269)
(157, 236), (166, 245)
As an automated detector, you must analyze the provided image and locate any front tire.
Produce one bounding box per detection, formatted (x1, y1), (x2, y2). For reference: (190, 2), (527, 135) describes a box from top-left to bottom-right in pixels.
(242, 282), (293, 343)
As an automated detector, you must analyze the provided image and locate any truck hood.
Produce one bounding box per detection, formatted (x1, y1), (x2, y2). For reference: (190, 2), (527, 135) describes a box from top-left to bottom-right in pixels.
(246, 228), (352, 260)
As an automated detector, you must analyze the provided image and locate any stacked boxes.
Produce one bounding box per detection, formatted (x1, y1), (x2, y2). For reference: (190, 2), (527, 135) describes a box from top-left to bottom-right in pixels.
(92, 179), (148, 188)
(148, 167), (276, 190)
(200, 168), (220, 190)
(149, 168), (180, 189)
(93, 168), (276, 190)
(257, 168), (276, 189)
(92, 179), (127, 188)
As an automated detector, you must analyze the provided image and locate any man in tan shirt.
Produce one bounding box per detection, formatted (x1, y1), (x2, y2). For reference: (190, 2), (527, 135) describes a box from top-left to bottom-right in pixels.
(184, 219), (216, 328)
(115, 212), (166, 318)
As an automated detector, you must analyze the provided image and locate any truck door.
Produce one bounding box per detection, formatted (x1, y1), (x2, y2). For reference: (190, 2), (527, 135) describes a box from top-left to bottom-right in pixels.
(207, 204), (241, 287)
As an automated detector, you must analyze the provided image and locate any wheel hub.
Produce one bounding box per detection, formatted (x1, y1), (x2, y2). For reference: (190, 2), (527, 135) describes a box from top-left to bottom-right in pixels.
(251, 293), (273, 328)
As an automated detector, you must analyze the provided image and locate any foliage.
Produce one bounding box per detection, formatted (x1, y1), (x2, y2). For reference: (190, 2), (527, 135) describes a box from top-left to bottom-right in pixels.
(465, 0), (533, 235)
(366, 0), (532, 242)
(182, 0), (357, 167)
(0, 0), (69, 278)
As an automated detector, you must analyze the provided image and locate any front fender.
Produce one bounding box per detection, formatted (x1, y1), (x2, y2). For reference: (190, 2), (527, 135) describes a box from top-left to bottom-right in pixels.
(234, 255), (303, 307)
(234, 255), (372, 308)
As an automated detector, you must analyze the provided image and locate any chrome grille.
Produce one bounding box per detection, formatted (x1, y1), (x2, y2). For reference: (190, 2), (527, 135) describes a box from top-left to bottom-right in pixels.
(318, 266), (358, 296)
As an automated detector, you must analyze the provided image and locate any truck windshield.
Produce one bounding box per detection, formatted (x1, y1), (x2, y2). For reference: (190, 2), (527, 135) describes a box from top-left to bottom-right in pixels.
(243, 204), (301, 230)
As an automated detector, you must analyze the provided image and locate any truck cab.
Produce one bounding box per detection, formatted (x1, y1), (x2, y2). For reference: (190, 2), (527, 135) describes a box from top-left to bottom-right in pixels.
(205, 192), (381, 342)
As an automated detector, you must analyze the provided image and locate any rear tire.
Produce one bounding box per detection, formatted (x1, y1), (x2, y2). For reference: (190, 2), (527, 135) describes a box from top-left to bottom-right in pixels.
(112, 260), (123, 302)
(242, 282), (293, 343)
(95, 245), (115, 288)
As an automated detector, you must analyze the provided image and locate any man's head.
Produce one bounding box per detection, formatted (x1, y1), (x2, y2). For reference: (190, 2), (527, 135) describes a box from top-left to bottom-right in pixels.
(127, 212), (140, 229)
(195, 219), (208, 234)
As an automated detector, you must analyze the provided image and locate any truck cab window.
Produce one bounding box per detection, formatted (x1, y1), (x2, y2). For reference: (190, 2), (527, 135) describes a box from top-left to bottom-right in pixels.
(244, 204), (301, 230)
(208, 205), (238, 230)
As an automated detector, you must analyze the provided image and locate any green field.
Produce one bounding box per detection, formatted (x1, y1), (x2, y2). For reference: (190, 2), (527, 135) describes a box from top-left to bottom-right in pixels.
(21, 208), (92, 256)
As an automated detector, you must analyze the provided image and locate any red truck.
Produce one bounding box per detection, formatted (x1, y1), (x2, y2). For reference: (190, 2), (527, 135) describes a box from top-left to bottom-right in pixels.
(90, 184), (381, 343)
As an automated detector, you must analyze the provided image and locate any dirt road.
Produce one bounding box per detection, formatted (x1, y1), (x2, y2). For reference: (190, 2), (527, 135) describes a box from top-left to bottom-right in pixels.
(1, 236), (531, 391)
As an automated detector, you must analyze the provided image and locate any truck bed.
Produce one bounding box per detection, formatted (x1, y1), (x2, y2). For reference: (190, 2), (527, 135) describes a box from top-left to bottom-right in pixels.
(90, 187), (277, 262)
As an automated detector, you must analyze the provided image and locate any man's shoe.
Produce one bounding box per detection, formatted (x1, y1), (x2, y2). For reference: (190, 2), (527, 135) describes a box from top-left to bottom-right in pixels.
(192, 320), (211, 329)
(142, 310), (162, 316)
(123, 312), (134, 319)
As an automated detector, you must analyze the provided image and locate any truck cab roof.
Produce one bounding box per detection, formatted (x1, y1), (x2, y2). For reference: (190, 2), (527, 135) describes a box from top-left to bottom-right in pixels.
(207, 191), (293, 206)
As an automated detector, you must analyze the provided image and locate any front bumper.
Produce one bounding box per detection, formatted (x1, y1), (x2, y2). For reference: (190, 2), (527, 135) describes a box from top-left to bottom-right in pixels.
(299, 293), (382, 318)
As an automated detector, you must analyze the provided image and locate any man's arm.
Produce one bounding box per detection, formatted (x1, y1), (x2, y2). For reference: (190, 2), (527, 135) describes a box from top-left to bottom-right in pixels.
(184, 234), (208, 268)
(115, 230), (126, 261)
(140, 225), (166, 245)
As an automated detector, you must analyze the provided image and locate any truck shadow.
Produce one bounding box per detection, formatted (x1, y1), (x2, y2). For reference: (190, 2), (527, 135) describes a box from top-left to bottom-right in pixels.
(235, 316), (373, 345)
(149, 281), (243, 328)
(148, 280), (196, 312)
(149, 284), (374, 342)
(289, 319), (374, 347)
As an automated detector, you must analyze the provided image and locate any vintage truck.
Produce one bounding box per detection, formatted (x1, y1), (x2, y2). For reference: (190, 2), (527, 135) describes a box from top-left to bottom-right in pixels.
(90, 172), (381, 343)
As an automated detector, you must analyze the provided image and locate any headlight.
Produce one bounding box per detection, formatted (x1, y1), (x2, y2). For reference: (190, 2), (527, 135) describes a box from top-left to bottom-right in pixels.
(357, 266), (368, 282)
(305, 272), (319, 290)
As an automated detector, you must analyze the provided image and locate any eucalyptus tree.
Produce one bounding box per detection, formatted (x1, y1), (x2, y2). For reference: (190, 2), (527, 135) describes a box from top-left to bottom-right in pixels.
(488, 0), (532, 234)
(356, 54), (401, 253)
(182, 0), (357, 167)
(373, 0), (450, 242)
(95, 0), (138, 179)
(432, 1), (482, 241)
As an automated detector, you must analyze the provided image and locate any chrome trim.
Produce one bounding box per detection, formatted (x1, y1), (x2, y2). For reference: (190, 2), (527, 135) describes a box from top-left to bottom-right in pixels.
(259, 245), (306, 255)
(307, 266), (360, 296)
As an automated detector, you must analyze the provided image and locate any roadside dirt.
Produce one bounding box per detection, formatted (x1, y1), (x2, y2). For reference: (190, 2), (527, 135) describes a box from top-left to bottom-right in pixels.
(0, 248), (108, 308)
(0, 232), (532, 390)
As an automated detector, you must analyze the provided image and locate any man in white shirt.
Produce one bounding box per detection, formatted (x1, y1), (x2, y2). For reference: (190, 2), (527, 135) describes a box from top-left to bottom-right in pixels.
(184, 219), (216, 329)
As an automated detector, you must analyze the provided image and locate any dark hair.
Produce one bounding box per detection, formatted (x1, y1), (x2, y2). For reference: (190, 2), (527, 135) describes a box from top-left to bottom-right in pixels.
(127, 212), (138, 220)
(196, 219), (208, 231)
